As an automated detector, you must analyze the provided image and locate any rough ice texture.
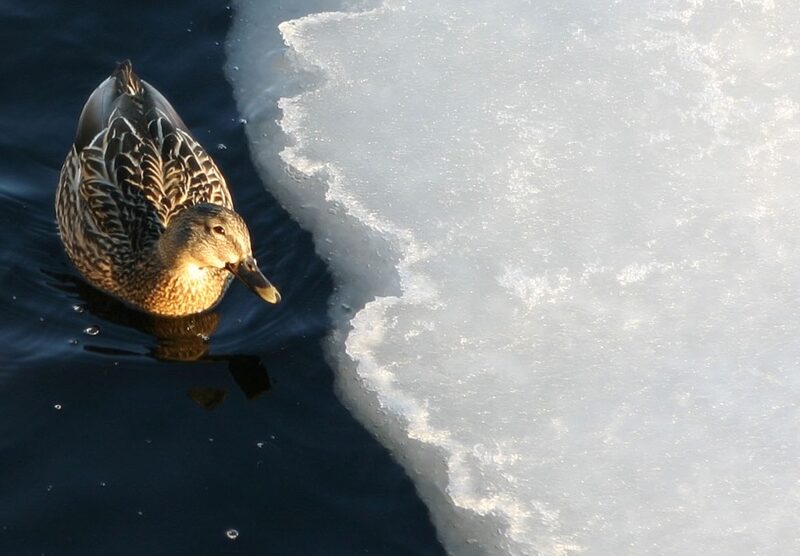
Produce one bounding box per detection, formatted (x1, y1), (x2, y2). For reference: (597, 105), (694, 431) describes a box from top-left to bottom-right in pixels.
(229, 0), (800, 554)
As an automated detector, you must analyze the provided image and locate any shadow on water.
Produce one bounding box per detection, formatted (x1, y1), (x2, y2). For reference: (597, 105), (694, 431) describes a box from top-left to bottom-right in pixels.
(44, 270), (271, 407)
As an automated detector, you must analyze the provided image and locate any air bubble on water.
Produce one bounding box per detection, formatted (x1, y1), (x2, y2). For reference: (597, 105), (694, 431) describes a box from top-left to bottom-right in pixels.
(100, 481), (106, 487)
(84, 326), (100, 336)
(11, 295), (16, 301)
(54, 404), (62, 410)
(256, 442), (264, 448)
(68, 339), (79, 346)
(46, 485), (53, 492)
(208, 437), (214, 443)
(239, 118), (248, 125)
(232, 65), (239, 71)
(226, 529), (239, 540)
(137, 510), (143, 516)
(72, 304), (85, 313)
(214, 41), (220, 46)
(217, 143), (227, 151)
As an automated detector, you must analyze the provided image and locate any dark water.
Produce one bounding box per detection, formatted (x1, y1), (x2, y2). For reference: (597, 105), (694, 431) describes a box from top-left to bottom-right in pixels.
(0, 2), (445, 554)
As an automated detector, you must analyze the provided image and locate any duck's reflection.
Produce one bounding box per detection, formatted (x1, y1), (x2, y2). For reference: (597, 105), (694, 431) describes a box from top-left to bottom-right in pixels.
(46, 270), (271, 407)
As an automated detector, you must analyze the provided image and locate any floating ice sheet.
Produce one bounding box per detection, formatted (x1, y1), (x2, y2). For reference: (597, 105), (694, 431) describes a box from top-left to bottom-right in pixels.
(229, 0), (800, 553)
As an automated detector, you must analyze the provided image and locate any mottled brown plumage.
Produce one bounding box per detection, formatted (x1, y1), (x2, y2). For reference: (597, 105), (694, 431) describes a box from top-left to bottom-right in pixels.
(56, 61), (280, 316)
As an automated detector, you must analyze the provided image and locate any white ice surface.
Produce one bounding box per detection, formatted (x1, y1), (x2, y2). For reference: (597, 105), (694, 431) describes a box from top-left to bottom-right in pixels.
(228, 1), (800, 553)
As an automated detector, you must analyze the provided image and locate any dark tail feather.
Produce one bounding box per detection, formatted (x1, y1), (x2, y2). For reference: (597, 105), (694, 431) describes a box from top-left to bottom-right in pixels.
(113, 60), (144, 96)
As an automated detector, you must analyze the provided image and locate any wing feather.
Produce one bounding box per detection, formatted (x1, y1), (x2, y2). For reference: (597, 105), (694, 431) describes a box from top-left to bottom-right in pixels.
(157, 119), (232, 223)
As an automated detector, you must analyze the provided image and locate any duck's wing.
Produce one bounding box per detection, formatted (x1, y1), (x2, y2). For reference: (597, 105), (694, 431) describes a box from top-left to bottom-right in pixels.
(76, 116), (168, 255)
(67, 62), (233, 256)
(153, 116), (233, 224)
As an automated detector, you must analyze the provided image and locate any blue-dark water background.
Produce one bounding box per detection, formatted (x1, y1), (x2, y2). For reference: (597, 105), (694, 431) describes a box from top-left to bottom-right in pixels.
(0, 2), (445, 554)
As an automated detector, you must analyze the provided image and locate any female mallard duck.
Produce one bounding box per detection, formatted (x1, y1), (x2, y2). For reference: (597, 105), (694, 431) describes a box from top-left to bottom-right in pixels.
(56, 61), (280, 317)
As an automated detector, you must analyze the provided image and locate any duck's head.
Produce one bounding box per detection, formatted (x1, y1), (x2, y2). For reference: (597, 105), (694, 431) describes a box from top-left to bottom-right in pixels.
(160, 203), (281, 304)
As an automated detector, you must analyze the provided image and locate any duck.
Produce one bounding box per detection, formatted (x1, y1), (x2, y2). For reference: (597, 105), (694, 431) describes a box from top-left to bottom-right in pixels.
(55, 60), (280, 317)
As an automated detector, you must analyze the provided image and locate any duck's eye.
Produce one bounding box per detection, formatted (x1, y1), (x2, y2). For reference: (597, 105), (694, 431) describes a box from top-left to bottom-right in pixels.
(212, 225), (225, 235)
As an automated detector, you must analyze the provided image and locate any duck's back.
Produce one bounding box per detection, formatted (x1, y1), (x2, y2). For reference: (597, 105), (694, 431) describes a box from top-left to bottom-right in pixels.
(56, 61), (232, 295)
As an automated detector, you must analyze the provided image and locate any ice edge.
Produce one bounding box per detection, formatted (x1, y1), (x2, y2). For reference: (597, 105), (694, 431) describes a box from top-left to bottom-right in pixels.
(275, 7), (551, 555)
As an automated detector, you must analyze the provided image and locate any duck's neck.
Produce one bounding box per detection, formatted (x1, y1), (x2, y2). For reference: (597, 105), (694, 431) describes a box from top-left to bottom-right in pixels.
(120, 244), (231, 316)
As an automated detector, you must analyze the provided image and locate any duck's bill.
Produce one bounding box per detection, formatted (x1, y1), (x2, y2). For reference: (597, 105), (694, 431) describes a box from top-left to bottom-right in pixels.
(226, 257), (281, 304)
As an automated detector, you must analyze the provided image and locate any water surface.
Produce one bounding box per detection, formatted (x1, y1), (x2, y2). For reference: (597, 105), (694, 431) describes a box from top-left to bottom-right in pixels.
(0, 2), (445, 554)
